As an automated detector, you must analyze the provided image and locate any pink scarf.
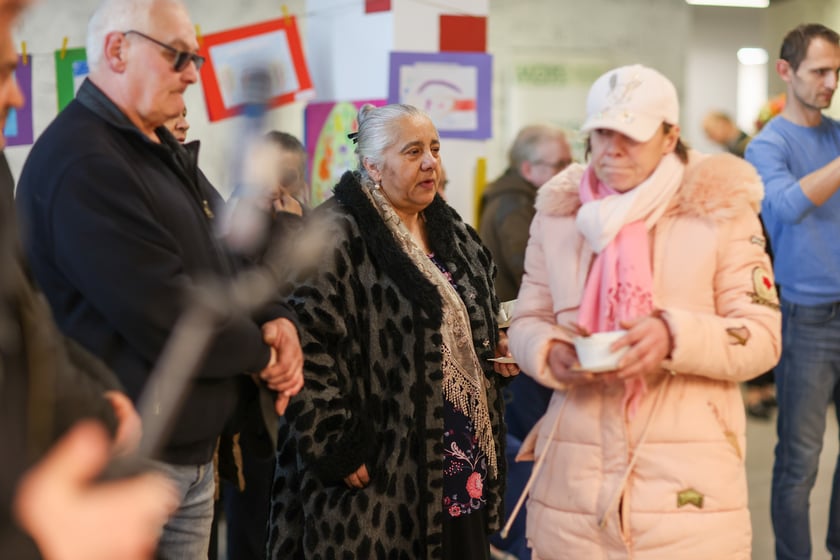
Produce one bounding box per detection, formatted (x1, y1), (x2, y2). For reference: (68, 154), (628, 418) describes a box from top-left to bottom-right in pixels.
(575, 153), (684, 418)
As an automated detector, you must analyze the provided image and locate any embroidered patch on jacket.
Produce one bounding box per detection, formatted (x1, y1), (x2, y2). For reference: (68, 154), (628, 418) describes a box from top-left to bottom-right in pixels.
(750, 235), (766, 248)
(726, 326), (750, 346)
(748, 267), (780, 310)
(677, 488), (704, 509)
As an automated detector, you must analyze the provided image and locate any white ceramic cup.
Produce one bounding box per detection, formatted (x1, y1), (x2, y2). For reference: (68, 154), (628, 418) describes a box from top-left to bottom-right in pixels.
(573, 329), (629, 371)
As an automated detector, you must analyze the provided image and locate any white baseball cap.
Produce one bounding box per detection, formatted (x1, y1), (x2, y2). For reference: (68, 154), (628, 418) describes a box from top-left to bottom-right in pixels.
(580, 65), (679, 142)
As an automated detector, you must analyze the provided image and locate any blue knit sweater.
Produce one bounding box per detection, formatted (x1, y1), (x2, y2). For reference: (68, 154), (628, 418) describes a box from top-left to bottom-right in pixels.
(746, 114), (840, 305)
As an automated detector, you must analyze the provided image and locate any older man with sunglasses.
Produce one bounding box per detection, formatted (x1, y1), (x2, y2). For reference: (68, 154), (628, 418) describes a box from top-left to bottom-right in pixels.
(15, 0), (304, 558)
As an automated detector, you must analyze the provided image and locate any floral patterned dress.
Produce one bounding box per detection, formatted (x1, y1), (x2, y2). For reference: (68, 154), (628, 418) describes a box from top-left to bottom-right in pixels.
(429, 253), (488, 519)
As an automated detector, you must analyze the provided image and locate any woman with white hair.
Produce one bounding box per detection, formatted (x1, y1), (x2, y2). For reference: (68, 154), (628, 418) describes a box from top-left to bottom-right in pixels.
(507, 65), (781, 559)
(268, 103), (517, 559)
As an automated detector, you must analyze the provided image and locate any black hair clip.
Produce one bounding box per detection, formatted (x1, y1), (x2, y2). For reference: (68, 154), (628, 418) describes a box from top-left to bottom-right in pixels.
(347, 131), (359, 144)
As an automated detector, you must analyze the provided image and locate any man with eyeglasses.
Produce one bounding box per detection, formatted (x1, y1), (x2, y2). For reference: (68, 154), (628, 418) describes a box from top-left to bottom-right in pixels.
(15, 0), (304, 558)
(478, 123), (570, 560)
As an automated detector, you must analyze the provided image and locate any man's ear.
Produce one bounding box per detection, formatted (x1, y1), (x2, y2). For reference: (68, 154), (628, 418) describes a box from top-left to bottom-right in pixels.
(103, 31), (127, 72)
(776, 59), (792, 83)
(519, 160), (534, 184)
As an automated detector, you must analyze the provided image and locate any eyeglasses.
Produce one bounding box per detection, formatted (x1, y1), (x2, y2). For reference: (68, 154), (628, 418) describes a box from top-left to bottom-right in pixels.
(123, 30), (205, 72)
(532, 158), (573, 172)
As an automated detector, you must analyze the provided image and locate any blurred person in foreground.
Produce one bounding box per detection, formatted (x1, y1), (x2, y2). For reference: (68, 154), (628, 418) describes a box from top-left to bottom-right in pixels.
(14, 0), (303, 557)
(264, 130), (308, 213)
(268, 103), (517, 559)
(508, 64), (781, 559)
(221, 130), (309, 560)
(0, 1), (177, 559)
(745, 23), (840, 560)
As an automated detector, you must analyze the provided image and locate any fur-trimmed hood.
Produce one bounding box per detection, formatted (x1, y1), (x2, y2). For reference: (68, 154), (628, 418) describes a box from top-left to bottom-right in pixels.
(535, 151), (764, 223)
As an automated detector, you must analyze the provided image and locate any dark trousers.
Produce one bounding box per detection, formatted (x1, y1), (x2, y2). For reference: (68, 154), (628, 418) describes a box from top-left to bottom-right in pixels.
(443, 508), (490, 560)
(222, 440), (275, 559)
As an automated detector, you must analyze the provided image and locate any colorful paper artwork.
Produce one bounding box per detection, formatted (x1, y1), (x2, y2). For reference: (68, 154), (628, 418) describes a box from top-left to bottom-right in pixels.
(388, 51), (492, 140)
(439, 15), (487, 52)
(198, 17), (314, 122)
(304, 99), (386, 205)
(54, 47), (88, 111)
(5, 54), (33, 146)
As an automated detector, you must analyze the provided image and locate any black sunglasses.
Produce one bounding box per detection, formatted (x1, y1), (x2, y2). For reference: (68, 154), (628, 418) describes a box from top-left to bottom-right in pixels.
(123, 30), (205, 72)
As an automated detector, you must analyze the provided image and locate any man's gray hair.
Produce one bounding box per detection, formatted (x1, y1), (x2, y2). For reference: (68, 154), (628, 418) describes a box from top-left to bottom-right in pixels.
(354, 103), (435, 185)
(508, 124), (566, 169)
(86, 0), (182, 70)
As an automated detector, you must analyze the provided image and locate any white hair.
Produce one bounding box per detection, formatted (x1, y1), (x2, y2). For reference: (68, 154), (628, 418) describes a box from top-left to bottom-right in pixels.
(354, 104), (435, 186)
(86, 0), (184, 70)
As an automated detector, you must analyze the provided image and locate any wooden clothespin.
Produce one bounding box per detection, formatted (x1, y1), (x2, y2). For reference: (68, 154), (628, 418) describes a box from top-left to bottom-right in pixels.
(195, 24), (202, 47)
(281, 4), (292, 27)
(20, 41), (26, 65)
(60, 36), (68, 60)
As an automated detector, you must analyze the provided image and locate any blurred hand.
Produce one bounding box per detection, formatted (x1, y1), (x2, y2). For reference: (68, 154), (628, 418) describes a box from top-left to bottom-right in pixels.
(493, 330), (519, 377)
(343, 464), (370, 489)
(271, 188), (303, 217)
(547, 340), (616, 385)
(260, 318), (304, 415)
(103, 391), (141, 456)
(612, 314), (672, 380)
(15, 421), (178, 560)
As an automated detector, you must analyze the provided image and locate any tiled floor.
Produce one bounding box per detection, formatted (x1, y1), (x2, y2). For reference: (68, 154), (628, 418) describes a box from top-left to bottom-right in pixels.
(747, 407), (839, 560)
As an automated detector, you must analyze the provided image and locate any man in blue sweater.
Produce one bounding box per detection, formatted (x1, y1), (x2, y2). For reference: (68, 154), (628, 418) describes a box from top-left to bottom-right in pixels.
(15, 0), (304, 558)
(745, 23), (840, 560)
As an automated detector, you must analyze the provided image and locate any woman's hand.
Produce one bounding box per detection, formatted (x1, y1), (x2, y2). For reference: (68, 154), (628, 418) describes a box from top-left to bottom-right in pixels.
(493, 330), (520, 377)
(547, 340), (615, 385)
(343, 464), (370, 489)
(612, 314), (673, 380)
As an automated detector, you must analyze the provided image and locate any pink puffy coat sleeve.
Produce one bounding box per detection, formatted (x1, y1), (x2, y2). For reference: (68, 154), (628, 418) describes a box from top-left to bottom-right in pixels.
(655, 156), (781, 381)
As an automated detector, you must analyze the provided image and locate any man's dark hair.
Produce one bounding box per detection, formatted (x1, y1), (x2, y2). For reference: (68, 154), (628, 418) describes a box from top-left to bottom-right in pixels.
(780, 23), (840, 72)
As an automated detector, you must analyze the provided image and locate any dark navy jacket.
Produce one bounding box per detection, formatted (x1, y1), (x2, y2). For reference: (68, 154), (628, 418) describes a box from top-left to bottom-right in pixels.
(16, 79), (290, 465)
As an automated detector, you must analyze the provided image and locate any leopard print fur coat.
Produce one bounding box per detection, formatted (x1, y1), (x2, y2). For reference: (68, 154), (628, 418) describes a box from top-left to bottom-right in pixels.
(267, 171), (508, 559)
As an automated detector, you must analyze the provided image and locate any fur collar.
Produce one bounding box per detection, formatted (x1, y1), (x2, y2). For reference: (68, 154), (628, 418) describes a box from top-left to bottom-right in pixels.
(536, 152), (763, 223)
(331, 171), (467, 324)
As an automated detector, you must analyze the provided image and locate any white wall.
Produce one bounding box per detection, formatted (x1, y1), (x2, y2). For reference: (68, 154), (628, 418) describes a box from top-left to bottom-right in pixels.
(684, 5), (764, 153)
(487, 0), (690, 179)
(306, 0), (392, 102)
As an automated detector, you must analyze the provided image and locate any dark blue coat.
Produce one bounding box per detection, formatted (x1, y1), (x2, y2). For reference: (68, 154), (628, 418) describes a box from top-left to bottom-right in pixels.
(16, 79), (290, 465)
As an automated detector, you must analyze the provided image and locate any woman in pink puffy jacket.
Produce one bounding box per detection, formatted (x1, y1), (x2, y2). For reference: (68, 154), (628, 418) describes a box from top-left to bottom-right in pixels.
(507, 65), (781, 560)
